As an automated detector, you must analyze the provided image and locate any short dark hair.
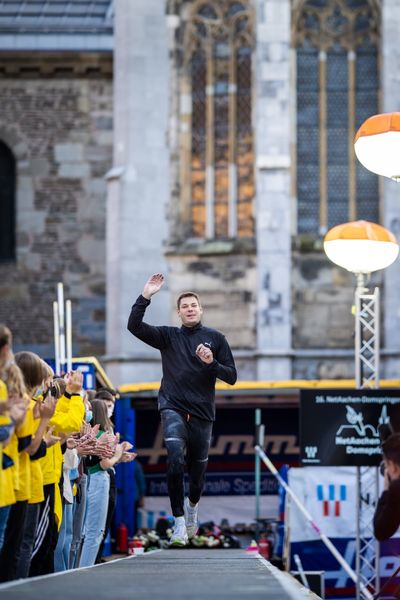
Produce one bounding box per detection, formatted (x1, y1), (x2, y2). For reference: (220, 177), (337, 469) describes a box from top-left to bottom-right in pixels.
(176, 292), (201, 309)
(97, 386), (118, 399)
(382, 433), (400, 466)
(95, 390), (115, 403)
(85, 389), (97, 405)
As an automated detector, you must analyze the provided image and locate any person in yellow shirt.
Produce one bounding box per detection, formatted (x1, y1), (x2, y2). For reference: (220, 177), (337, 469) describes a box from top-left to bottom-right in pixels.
(0, 324), (27, 554)
(29, 369), (85, 577)
(0, 380), (13, 551)
(0, 351), (57, 582)
(13, 354), (61, 579)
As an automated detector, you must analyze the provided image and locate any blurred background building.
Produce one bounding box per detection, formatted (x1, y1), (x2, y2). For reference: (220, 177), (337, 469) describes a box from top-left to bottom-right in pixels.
(0, 0), (399, 386)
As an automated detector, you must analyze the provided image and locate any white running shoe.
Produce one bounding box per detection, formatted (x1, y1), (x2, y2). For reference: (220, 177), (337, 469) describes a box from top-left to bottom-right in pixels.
(169, 516), (188, 547)
(184, 497), (199, 539)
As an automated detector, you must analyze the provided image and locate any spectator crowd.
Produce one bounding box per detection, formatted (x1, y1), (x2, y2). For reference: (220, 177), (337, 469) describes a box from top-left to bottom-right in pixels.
(0, 323), (136, 581)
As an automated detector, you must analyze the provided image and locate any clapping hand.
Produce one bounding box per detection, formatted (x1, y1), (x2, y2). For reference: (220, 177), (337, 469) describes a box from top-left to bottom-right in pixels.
(79, 422), (100, 439)
(8, 395), (28, 426)
(76, 438), (97, 456)
(121, 440), (133, 452)
(96, 432), (117, 458)
(119, 440), (137, 463)
(120, 451), (137, 463)
(39, 395), (57, 420)
(44, 426), (62, 448)
(79, 422), (100, 441)
(66, 437), (78, 449)
(75, 423), (99, 455)
(64, 370), (83, 395)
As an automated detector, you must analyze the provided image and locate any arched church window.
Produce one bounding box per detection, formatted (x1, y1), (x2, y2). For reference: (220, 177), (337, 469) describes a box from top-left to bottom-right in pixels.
(0, 141), (16, 261)
(293, 0), (380, 234)
(179, 0), (255, 240)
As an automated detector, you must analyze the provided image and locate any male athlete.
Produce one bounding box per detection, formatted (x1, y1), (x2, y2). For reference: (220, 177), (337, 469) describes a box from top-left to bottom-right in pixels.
(127, 273), (237, 546)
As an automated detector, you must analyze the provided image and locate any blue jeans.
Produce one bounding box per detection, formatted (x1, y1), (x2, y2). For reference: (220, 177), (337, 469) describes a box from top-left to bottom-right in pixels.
(54, 502), (73, 572)
(79, 470), (110, 567)
(0, 506), (11, 552)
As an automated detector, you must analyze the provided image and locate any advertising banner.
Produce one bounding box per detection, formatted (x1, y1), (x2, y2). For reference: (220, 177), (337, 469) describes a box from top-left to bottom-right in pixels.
(45, 358), (96, 390)
(300, 389), (400, 466)
(288, 466), (400, 599)
(133, 405), (299, 525)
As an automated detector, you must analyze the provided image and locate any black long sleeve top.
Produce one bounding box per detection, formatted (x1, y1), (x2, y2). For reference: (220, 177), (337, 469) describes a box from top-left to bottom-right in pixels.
(373, 478), (400, 541)
(127, 295), (237, 421)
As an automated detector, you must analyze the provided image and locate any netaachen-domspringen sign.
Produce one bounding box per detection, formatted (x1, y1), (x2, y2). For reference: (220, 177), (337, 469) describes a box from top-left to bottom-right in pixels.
(300, 389), (400, 466)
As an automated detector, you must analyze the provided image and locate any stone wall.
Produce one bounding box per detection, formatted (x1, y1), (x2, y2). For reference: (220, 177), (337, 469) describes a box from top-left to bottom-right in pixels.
(292, 248), (385, 380)
(0, 69), (112, 359)
(293, 251), (355, 349)
(167, 250), (257, 380)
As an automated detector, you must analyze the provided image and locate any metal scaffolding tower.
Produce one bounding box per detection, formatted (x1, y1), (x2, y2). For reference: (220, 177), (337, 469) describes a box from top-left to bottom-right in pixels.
(354, 281), (380, 600)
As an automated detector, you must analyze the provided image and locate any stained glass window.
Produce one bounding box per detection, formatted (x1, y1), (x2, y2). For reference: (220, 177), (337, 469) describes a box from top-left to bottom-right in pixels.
(183, 0), (254, 240)
(294, 0), (380, 234)
(191, 50), (207, 237)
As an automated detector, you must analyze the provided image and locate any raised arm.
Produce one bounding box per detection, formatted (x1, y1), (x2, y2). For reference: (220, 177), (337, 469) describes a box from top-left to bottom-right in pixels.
(50, 371), (85, 434)
(127, 273), (169, 350)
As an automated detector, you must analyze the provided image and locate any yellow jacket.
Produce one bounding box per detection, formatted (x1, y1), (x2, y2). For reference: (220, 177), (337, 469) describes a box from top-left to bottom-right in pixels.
(0, 379), (15, 508)
(39, 393), (84, 486)
(14, 399), (33, 502)
(29, 399), (44, 504)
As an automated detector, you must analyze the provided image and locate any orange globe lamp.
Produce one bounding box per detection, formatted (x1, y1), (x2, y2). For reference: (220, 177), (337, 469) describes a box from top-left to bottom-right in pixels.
(354, 112), (400, 181)
(323, 220), (399, 274)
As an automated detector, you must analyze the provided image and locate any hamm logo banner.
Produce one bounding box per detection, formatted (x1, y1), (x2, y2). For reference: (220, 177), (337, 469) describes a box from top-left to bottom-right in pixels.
(288, 466), (358, 541)
(317, 483), (347, 517)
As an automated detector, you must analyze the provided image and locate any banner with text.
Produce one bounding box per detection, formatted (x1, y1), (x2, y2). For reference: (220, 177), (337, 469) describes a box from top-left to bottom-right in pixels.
(288, 466), (400, 599)
(300, 389), (400, 466)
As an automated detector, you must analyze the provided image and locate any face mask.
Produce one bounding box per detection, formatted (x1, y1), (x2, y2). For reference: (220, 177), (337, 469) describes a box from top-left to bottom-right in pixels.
(3, 356), (15, 370)
(35, 387), (44, 398)
(107, 407), (114, 418)
(85, 410), (93, 423)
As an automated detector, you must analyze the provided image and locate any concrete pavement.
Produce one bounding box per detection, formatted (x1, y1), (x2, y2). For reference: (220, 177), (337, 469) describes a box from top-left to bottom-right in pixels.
(0, 549), (321, 600)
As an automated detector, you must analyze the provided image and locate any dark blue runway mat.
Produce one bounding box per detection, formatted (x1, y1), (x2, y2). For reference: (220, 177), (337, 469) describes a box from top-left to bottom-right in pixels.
(0, 549), (320, 599)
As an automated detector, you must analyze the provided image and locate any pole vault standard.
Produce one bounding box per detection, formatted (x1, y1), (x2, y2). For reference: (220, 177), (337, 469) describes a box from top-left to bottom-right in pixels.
(254, 445), (374, 600)
(53, 282), (73, 375)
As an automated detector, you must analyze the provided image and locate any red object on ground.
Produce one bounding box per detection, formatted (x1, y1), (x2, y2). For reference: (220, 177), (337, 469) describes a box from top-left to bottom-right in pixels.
(128, 538), (144, 555)
(258, 536), (270, 560)
(116, 522), (128, 553)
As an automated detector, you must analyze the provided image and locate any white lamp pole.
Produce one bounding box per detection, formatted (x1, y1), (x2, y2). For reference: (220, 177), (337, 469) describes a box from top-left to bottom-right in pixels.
(324, 220), (399, 600)
(324, 220), (398, 388)
(352, 112), (400, 598)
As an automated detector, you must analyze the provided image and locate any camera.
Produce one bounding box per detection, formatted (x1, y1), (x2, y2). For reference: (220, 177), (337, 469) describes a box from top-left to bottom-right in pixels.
(42, 383), (58, 400)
